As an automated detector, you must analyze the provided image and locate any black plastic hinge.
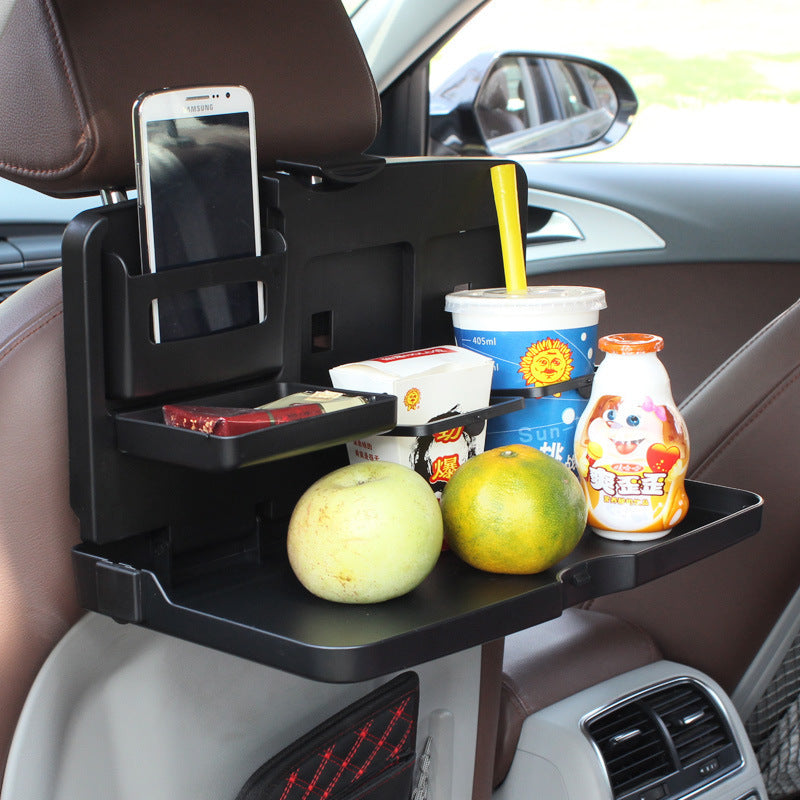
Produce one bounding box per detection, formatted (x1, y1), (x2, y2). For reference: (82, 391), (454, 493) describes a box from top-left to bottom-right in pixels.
(73, 549), (143, 623)
(276, 153), (386, 186)
(95, 560), (143, 623)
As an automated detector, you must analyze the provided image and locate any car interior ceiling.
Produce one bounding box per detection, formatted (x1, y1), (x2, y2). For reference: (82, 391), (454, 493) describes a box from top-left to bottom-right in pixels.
(1, 0), (800, 799)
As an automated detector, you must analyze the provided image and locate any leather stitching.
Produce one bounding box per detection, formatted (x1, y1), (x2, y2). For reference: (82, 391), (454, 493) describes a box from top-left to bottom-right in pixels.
(503, 683), (530, 720)
(0, 306), (63, 363)
(691, 364), (800, 478)
(0, 0), (93, 178)
(681, 299), (800, 409)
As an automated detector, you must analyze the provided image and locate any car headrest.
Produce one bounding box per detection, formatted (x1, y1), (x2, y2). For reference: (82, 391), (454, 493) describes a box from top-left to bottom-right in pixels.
(0, 0), (380, 196)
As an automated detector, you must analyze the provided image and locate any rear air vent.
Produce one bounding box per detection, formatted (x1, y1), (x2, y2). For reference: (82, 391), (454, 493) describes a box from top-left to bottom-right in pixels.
(587, 701), (672, 797)
(585, 679), (742, 800)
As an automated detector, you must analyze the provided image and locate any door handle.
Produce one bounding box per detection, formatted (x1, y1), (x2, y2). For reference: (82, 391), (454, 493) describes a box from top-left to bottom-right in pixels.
(527, 210), (584, 245)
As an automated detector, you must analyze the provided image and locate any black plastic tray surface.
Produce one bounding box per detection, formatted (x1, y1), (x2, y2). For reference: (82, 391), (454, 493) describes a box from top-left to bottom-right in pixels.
(73, 480), (762, 683)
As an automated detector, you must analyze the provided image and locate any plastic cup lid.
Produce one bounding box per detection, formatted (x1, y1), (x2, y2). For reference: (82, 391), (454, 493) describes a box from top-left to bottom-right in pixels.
(444, 286), (607, 316)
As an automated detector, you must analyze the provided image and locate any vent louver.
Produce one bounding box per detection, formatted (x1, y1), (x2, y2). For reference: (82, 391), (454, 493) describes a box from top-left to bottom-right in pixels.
(587, 701), (672, 797)
(649, 682), (734, 767)
(586, 680), (741, 800)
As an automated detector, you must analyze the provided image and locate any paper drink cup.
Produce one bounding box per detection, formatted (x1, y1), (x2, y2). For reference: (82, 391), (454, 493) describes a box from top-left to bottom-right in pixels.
(445, 286), (606, 471)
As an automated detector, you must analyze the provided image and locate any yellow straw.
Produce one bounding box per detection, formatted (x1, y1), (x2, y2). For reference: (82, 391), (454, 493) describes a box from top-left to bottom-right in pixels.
(490, 163), (527, 294)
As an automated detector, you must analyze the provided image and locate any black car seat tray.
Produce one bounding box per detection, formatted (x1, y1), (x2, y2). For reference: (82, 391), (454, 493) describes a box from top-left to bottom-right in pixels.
(62, 157), (763, 682)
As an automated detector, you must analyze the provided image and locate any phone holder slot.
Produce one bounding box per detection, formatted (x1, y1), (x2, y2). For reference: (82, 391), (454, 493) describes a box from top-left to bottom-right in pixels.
(103, 234), (288, 399)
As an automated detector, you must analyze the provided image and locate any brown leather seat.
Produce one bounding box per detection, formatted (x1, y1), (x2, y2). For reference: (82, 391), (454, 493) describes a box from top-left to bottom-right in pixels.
(0, 0), (381, 786)
(0, 268), (82, 782)
(477, 68), (526, 139)
(0, 0), (379, 196)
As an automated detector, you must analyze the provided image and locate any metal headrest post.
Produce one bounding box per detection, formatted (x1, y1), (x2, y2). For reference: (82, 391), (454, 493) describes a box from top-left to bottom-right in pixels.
(100, 189), (128, 205)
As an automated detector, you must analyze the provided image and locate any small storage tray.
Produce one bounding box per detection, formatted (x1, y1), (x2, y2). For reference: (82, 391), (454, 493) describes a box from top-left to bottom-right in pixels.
(115, 383), (397, 471)
(72, 480), (761, 683)
(115, 392), (522, 471)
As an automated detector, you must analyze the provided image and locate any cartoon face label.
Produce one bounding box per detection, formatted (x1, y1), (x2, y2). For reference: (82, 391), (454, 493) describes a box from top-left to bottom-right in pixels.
(575, 393), (690, 534)
(587, 397), (666, 461)
(518, 337), (574, 387)
(403, 387), (421, 411)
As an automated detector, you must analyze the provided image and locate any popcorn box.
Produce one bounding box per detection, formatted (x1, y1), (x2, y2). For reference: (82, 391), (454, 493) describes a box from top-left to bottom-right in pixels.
(329, 345), (494, 496)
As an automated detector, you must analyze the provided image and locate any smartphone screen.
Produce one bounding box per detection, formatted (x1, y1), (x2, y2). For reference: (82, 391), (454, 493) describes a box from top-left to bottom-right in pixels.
(146, 112), (256, 268)
(135, 88), (264, 342)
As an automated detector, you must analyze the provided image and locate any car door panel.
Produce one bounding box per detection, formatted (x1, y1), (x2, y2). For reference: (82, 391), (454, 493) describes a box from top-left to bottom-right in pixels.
(366, 2), (797, 793)
(522, 162), (800, 403)
(530, 260), (800, 404)
(524, 162), (800, 269)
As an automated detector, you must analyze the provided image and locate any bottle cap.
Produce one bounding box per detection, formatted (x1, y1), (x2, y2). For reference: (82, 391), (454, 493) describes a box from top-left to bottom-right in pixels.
(599, 333), (664, 354)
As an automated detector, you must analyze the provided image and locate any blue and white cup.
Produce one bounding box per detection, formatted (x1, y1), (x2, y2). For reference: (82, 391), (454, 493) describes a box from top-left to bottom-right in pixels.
(445, 286), (606, 471)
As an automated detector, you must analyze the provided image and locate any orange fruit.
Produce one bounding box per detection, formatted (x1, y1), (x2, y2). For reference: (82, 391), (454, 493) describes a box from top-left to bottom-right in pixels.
(440, 444), (588, 574)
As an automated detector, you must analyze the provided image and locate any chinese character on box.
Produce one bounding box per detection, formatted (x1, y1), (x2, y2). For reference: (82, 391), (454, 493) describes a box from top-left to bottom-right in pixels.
(329, 346), (494, 496)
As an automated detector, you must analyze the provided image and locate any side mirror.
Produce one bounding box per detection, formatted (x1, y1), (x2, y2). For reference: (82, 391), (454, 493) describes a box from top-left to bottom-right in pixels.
(429, 52), (637, 158)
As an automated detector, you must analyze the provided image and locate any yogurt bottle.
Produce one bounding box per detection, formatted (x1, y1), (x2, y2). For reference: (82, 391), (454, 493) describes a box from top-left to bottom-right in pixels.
(445, 286), (606, 469)
(573, 333), (690, 540)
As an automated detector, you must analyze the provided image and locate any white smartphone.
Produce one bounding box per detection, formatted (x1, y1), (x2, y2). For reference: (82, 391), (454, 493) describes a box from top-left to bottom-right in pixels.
(133, 85), (265, 342)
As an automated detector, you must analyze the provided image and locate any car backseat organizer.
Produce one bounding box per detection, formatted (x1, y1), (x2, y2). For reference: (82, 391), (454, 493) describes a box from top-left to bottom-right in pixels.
(62, 156), (763, 683)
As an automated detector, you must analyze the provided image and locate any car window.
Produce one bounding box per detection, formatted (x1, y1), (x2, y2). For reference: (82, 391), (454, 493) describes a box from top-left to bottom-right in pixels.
(0, 177), (99, 223)
(430, 0), (800, 165)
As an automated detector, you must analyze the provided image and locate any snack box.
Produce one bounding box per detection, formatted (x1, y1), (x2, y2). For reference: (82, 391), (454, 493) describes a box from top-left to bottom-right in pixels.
(329, 346), (494, 496)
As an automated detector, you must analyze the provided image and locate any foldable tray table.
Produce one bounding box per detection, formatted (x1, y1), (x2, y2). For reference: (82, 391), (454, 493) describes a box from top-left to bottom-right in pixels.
(63, 156), (762, 682)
